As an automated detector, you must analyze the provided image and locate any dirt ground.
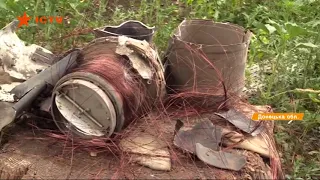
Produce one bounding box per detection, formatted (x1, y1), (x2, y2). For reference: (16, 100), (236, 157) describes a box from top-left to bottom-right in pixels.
(0, 69), (273, 179)
(0, 113), (273, 180)
(1, 121), (221, 179)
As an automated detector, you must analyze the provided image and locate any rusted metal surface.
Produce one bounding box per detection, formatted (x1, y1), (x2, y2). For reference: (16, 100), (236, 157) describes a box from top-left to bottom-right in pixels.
(173, 119), (247, 171)
(196, 143), (247, 171)
(173, 119), (221, 153)
(165, 19), (251, 106)
(215, 108), (264, 136)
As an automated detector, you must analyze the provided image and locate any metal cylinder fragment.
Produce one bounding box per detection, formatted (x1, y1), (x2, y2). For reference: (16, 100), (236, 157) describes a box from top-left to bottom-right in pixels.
(51, 72), (121, 138)
(165, 19), (252, 108)
(50, 36), (166, 138)
(93, 20), (155, 43)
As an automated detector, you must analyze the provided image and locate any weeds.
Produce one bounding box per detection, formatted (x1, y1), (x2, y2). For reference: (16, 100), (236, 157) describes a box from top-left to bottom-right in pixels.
(0, 0), (319, 178)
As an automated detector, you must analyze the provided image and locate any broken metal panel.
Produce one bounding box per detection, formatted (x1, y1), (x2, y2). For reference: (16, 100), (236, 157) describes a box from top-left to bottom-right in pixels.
(215, 108), (264, 136)
(0, 82), (45, 132)
(117, 36), (166, 100)
(11, 81), (46, 117)
(195, 143), (247, 171)
(0, 20), (56, 80)
(215, 101), (267, 136)
(173, 119), (250, 171)
(93, 20), (155, 43)
(31, 45), (57, 65)
(116, 37), (153, 80)
(10, 50), (80, 99)
(0, 50), (80, 133)
(0, 42), (79, 133)
(173, 119), (222, 153)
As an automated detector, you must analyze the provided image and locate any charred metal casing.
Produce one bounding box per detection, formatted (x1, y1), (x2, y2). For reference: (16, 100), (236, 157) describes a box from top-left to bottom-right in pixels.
(93, 20), (155, 43)
(0, 51), (78, 131)
(10, 51), (80, 99)
(0, 20), (64, 132)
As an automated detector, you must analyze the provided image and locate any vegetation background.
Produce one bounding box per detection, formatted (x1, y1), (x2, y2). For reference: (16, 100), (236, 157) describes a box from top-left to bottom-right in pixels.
(0, 0), (319, 179)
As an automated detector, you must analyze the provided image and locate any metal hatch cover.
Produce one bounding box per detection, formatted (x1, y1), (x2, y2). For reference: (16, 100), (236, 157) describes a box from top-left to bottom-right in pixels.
(54, 79), (117, 137)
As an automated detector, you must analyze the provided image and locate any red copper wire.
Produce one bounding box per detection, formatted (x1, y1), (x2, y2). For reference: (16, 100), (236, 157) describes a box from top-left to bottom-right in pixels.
(73, 53), (149, 123)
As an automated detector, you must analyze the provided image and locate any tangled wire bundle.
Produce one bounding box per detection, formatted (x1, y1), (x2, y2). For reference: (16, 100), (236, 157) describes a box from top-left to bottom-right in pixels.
(50, 37), (165, 139)
(74, 53), (147, 121)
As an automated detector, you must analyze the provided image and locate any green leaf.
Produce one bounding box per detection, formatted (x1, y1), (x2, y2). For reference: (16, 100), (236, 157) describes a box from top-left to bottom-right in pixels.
(296, 43), (318, 48)
(265, 24), (277, 34)
(285, 22), (308, 38)
(0, 1), (8, 10)
(267, 19), (284, 33)
(267, 19), (277, 24)
(5, 0), (25, 13)
(69, 2), (84, 17)
(253, 21), (269, 33)
(308, 94), (320, 103)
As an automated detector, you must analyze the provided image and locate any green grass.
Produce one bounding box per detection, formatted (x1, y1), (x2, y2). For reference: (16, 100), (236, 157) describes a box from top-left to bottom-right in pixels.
(0, 0), (319, 179)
